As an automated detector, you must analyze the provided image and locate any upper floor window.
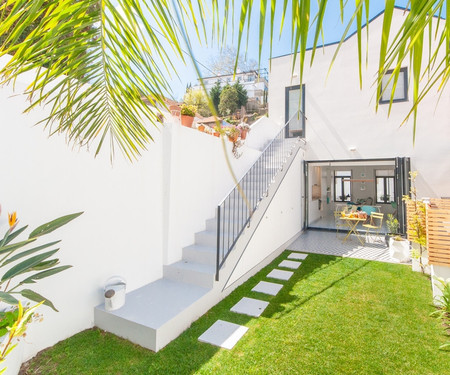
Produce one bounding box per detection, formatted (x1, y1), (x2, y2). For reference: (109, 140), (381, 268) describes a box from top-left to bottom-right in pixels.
(379, 67), (408, 104)
(285, 84), (305, 138)
(247, 75), (255, 82)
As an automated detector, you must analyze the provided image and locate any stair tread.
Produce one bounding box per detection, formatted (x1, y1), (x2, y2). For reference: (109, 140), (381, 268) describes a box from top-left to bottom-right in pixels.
(169, 260), (216, 274)
(184, 243), (215, 252)
(95, 279), (210, 329)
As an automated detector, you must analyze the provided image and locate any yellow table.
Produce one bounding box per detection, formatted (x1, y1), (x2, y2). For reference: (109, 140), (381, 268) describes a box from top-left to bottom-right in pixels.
(340, 217), (366, 245)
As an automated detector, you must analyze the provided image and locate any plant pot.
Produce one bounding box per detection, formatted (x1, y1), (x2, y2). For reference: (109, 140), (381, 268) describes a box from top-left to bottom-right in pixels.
(169, 105), (181, 117)
(227, 134), (238, 143)
(240, 130), (248, 140)
(197, 125), (205, 132)
(180, 115), (194, 128)
(388, 238), (410, 263)
(213, 132), (220, 137)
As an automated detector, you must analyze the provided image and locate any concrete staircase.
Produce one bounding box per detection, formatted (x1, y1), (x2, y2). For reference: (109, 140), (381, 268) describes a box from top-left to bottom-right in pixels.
(94, 136), (302, 352)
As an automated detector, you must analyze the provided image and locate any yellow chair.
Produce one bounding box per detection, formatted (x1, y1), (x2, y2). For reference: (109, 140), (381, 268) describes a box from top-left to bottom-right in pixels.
(334, 210), (347, 238)
(363, 212), (384, 243)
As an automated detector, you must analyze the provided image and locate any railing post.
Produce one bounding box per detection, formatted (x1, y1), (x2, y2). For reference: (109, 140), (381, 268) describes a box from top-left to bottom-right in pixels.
(216, 205), (221, 281)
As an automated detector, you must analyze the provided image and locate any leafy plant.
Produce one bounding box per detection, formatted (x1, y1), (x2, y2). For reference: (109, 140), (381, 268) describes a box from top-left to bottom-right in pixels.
(386, 214), (399, 235)
(0, 208), (81, 371)
(0, 210), (82, 310)
(430, 277), (450, 350)
(180, 104), (196, 117)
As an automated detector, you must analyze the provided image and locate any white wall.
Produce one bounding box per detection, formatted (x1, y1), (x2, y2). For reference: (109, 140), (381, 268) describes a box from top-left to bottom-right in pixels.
(163, 123), (261, 264)
(268, 8), (450, 198)
(0, 77), (166, 360)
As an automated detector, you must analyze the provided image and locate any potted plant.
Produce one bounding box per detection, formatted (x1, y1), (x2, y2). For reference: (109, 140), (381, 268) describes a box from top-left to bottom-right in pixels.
(237, 118), (251, 140)
(0, 207), (82, 374)
(226, 126), (240, 143)
(180, 104), (196, 127)
(385, 214), (399, 244)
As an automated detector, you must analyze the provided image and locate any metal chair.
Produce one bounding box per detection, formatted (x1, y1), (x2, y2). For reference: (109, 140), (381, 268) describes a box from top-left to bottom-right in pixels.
(334, 209), (348, 238)
(362, 212), (384, 243)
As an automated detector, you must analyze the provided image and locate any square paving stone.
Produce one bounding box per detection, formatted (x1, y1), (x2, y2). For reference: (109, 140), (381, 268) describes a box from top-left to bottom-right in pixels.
(252, 281), (284, 296)
(230, 297), (269, 317)
(267, 269), (293, 281)
(279, 260), (302, 269)
(198, 320), (248, 349)
(287, 252), (308, 260)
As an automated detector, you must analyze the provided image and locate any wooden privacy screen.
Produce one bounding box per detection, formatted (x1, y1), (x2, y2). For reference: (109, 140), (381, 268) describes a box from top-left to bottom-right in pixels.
(427, 199), (450, 267)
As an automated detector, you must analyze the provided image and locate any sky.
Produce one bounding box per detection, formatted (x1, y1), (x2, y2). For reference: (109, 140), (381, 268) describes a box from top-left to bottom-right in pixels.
(167, 0), (411, 100)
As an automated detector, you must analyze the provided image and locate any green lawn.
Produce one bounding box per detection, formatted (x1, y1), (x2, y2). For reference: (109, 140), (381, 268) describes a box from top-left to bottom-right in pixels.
(22, 252), (449, 375)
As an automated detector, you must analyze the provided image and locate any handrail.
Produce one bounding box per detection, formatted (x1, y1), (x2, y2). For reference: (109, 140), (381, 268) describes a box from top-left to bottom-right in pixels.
(215, 111), (305, 281)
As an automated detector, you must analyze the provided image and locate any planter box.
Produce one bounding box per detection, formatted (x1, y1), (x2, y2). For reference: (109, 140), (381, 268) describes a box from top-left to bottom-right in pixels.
(388, 238), (410, 263)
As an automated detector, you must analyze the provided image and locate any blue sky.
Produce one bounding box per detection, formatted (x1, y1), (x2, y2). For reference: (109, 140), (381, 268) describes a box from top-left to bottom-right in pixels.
(167, 1), (410, 100)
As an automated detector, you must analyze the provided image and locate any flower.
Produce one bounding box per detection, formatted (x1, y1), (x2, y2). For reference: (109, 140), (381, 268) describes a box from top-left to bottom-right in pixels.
(8, 211), (18, 231)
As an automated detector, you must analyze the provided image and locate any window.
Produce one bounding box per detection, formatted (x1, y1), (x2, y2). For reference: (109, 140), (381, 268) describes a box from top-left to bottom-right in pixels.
(247, 75), (255, 82)
(285, 84), (305, 138)
(334, 171), (352, 202)
(379, 67), (408, 104)
(375, 170), (395, 203)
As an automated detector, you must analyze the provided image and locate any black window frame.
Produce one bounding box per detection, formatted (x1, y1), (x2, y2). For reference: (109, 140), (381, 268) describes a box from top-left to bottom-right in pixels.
(375, 176), (395, 204)
(379, 67), (408, 104)
(334, 171), (352, 202)
(285, 84), (306, 138)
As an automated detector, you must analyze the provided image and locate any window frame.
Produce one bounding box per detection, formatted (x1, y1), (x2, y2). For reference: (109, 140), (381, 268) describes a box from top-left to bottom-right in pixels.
(334, 171), (352, 202)
(375, 175), (395, 204)
(379, 67), (408, 104)
(284, 84), (306, 138)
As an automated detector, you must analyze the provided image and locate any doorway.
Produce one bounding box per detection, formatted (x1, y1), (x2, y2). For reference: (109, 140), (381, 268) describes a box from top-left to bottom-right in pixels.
(304, 158), (410, 233)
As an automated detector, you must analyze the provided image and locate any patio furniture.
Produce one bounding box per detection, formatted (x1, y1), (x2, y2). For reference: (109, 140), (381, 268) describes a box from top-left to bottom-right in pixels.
(340, 216), (366, 245)
(334, 211), (348, 238)
(363, 212), (384, 243)
(361, 205), (377, 217)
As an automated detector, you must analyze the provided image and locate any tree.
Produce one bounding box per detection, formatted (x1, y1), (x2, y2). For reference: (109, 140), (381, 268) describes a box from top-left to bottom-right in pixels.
(209, 81), (222, 113)
(183, 89), (211, 117)
(207, 46), (258, 75)
(233, 80), (248, 108)
(1, 1), (449, 159)
(219, 85), (239, 116)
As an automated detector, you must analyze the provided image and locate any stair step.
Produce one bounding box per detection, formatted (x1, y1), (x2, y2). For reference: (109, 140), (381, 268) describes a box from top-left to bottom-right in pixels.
(94, 278), (211, 352)
(183, 244), (216, 265)
(163, 260), (216, 288)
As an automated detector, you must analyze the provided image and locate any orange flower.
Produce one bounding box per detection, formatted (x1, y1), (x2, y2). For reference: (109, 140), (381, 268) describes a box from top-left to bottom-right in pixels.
(8, 211), (18, 231)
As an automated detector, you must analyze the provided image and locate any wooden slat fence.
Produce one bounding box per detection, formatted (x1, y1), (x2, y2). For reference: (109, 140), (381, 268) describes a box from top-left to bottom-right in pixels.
(427, 199), (450, 267)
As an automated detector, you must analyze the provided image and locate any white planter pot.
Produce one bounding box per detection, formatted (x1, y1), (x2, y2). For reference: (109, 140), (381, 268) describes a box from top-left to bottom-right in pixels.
(389, 238), (410, 263)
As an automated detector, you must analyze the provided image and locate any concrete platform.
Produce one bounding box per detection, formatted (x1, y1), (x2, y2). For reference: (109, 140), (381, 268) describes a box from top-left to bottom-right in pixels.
(95, 279), (211, 351)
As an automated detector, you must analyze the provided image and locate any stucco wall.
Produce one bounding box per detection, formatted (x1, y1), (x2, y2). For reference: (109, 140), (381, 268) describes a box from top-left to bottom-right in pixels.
(0, 54), (263, 359)
(268, 8), (450, 198)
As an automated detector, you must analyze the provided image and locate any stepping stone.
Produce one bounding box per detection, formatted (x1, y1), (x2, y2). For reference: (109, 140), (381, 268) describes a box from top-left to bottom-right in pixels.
(252, 281), (283, 296)
(230, 297), (269, 317)
(279, 260), (301, 269)
(267, 269), (293, 281)
(198, 320), (248, 349)
(288, 252), (308, 260)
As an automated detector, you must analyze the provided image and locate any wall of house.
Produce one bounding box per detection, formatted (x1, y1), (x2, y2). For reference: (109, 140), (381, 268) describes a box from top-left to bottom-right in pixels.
(268, 8), (450, 199)
(0, 55), (265, 360)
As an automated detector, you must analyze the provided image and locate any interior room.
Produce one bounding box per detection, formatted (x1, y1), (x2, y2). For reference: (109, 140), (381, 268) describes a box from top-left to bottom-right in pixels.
(307, 160), (399, 232)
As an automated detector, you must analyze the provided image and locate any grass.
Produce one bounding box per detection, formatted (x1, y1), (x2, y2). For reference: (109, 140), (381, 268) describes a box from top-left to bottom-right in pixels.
(22, 252), (449, 375)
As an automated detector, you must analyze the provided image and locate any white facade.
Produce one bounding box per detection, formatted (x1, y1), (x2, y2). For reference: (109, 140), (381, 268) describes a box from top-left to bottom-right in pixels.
(192, 70), (268, 106)
(268, 8), (450, 199)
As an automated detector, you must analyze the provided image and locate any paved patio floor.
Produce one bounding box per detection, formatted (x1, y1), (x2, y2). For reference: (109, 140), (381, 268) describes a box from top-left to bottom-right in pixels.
(288, 229), (402, 263)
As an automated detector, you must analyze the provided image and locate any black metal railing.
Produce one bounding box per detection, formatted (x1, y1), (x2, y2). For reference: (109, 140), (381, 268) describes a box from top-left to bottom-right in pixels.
(215, 112), (304, 280)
